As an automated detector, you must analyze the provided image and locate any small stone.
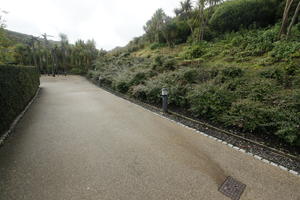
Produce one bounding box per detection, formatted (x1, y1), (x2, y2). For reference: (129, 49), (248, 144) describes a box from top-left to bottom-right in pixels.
(289, 170), (299, 176)
(254, 155), (262, 160)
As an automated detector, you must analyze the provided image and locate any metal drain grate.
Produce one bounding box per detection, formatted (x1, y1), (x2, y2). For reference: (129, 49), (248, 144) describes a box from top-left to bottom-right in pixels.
(219, 176), (246, 200)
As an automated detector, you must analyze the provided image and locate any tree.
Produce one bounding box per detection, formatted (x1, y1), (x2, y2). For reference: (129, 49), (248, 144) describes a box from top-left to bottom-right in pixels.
(175, 0), (194, 34)
(278, 0), (300, 38)
(144, 9), (169, 44)
(196, 0), (223, 41)
(59, 33), (69, 73)
(0, 9), (14, 64)
(287, 1), (300, 36)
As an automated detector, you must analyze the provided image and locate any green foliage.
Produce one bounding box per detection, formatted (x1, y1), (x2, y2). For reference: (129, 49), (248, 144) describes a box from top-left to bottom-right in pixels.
(210, 0), (281, 33)
(182, 68), (198, 83)
(149, 43), (166, 50)
(69, 68), (85, 75)
(180, 43), (208, 59)
(222, 100), (278, 132)
(215, 67), (244, 83)
(269, 40), (300, 61)
(91, 15), (300, 147)
(236, 28), (277, 56)
(151, 56), (177, 71)
(0, 65), (40, 135)
(0, 28), (14, 64)
(129, 72), (146, 86)
(115, 80), (129, 93)
(222, 99), (300, 145)
(187, 83), (234, 120)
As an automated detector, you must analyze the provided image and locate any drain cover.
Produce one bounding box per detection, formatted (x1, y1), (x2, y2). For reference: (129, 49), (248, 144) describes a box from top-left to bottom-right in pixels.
(219, 176), (246, 200)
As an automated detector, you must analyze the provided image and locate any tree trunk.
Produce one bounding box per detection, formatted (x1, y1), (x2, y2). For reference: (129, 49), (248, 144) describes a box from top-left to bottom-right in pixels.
(198, 0), (205, 42)
(279, 0), (294, 38)
(287, 1), (300, 36)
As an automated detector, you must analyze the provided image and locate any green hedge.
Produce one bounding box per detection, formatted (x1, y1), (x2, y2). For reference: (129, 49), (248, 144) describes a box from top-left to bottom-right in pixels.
(0, 65), (40, 135)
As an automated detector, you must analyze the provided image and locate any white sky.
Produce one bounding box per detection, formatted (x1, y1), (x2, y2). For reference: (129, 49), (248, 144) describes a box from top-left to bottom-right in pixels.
(2, 0), (180, 50)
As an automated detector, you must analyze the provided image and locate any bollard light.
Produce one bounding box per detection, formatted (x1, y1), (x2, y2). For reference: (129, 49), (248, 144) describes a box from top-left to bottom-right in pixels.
(161, 88), (168, 113)
(98, 76), (102, 86)
(162, 88), (169, 96)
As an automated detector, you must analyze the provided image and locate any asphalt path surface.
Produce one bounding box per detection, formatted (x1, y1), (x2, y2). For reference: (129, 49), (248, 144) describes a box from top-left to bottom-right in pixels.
(0, 75), (299, 200)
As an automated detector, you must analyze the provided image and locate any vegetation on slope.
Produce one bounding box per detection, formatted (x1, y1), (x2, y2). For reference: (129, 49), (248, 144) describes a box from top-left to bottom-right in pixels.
(88, 0), (300, 147)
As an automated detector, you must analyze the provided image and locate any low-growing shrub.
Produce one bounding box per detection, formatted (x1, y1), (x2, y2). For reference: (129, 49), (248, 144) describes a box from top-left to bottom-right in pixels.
(129, 84), (147, 101)
(150, 43), (166, 50)
(115, 80), (129, 93)
(215, 67), (244, 83)
(151, 56), (177, 71)
(168, 85), (190, 107)
(270, 41), (300, 61)
(129, 72), (147, 86)
(143, 79), (165, 104)
(187, 83), (234, 120)
(222, 99), (300, 145)
(182, 68), (198, 83)
(222, 99), (278, 133)
(247, 79), (279, 102)
(180, 43), (208, 59)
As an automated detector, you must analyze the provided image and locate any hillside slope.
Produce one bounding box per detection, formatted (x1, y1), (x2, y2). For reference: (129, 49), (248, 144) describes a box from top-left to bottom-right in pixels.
(89, 25), (300, 148)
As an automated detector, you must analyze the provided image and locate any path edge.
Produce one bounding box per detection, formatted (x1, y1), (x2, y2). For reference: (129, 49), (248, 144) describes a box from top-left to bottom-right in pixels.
(87, 78), (300, 178)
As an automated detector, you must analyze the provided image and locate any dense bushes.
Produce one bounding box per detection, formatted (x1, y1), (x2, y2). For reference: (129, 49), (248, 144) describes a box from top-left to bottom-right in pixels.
(187, 83), (234, 120)
(180, 43), (208, 59)
(90, 23), (300, 146)
(0, 65), (40, 135)
(209, 0), (282, 33)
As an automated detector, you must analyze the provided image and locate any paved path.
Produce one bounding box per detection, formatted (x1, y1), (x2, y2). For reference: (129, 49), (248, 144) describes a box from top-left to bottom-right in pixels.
(0, 76), (299, 200)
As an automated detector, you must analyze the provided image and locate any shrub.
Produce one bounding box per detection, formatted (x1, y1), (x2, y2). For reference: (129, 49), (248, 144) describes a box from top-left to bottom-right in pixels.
(115, 80), (129, 93)
(260, 67), (284, 83)
(150, 43), (166, 50)
(269, 41), (300, 61)
(0, 65), (40, 135)
(275, 115), (300, 145)
(143, 79), (165, 104)
(180, 43), (208, 59)
(162, 58), (176, 70)
(232, 27), (278, 56)
(216, 67), (244, 83)
(168, 85), (190, 107)
(129, 84), (147, 101)
(151, 56), (176, 71)
(187, 83), (234, 120)
(222, 99), (278, 133)
(182, 68), (198, 83)
(129, 72), (147, 86)
(222, 99), (300, 145)
(247, 79), (279, 102)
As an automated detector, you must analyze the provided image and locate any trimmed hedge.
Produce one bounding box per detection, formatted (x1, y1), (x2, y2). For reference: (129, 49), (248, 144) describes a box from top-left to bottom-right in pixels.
(0, 65), (40, 135)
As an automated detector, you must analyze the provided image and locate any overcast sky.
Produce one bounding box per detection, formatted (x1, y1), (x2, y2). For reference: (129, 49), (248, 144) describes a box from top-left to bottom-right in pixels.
(2, 0), (180, 50)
